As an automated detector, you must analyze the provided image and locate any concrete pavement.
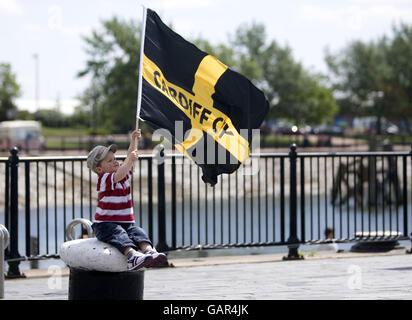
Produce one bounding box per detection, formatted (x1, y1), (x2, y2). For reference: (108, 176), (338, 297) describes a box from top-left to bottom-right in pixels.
(2, 249), (412, 300)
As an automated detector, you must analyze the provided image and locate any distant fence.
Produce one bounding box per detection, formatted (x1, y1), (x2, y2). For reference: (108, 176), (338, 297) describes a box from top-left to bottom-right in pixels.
(43, 134), (152, 151)
(42, 133), (412, 151)
(1, 145), (412, 276)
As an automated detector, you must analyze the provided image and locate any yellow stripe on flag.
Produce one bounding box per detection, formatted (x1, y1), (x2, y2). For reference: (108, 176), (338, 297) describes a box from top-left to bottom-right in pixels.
(142, 54), (250, 162)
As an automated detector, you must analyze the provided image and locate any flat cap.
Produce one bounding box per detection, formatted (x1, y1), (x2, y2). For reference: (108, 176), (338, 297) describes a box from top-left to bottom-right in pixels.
(87, 144), (117, 172)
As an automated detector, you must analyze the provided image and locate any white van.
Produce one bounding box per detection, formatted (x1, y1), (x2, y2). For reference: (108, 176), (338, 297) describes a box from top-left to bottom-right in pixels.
(0, 120), (45, 151)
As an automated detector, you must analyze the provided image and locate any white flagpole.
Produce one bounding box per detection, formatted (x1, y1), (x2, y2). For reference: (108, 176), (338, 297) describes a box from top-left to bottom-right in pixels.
(135, 5), (147, 143)
(133, 5), (147, 172)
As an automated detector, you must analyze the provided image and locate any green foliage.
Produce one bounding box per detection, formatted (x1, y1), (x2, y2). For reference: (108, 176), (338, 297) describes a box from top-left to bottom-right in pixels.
(77, 17), (141, 133)
(69, 105), (92, 128)
(33, 104), (91, 129)
(228, 22), (338, 125)
(34, 108), (71, 127)
(17, 110), (32, 120)
(41, 126), (90, 137)
(385, 24), (412, 121)
(0, 63), (20, 121)
(325, 22), (412, 126)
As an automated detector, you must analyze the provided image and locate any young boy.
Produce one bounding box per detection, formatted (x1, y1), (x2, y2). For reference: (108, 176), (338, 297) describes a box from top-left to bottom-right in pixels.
(86, 129), (167, 271)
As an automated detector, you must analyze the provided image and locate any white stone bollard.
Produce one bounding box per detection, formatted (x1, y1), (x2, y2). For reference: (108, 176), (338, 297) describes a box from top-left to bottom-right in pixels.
(60, 238), (128, 272)
(60, 219), (144, 300)
(0, 224), (9, 299)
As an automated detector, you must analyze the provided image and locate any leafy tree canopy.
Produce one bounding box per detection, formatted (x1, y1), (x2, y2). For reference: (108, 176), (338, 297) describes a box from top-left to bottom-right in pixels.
(0, 63), (20, 121)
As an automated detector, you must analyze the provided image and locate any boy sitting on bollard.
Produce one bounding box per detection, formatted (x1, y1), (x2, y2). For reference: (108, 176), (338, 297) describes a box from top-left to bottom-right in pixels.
(87, 129), (167, 271)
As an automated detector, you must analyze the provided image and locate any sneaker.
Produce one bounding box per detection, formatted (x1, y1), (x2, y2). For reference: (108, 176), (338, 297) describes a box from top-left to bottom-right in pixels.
(144, 249), (167, 267)
(127, 252), (153, 271)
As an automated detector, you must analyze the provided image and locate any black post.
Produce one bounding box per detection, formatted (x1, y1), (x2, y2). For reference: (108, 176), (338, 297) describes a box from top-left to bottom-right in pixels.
(4, 160), (9, 256)
(171, 155), (176, 250)
(148, 157), (153, 240)
(68, 268), (144, 300)
(300, 156), (305, 243)
(280, 158), (285, 243)
(407, 146), (412, 254)
(25, 161), (31, 258)
(283, 144), (303, 260)
(156, 145), (170, 255)
(7, 147), (25, 278)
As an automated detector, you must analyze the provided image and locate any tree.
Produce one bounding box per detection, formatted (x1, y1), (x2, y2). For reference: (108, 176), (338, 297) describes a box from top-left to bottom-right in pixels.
(230, 23), (338, 125)
(0, 63), (20, 121)
(325, 23), (412, 132)
(385, 23), (412, 128)
(325, 39), (390, 132)
(77, 17), (141, 133)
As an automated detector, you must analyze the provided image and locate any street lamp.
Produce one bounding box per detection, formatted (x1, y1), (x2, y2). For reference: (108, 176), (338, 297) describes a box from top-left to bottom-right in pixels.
(33, 54), (39, 110)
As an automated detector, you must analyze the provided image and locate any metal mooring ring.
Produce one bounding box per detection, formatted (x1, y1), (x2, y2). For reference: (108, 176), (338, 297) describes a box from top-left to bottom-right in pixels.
(66, 219), (94, 241)
(0, 224), (9, 249)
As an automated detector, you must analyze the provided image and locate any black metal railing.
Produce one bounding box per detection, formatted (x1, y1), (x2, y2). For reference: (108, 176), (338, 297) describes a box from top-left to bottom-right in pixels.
(1, 145), (411, 276)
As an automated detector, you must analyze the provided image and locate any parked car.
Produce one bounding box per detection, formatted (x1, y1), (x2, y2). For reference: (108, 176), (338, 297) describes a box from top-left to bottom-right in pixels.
(0, 120), (45, 151)
(274, 123), (306, 135)
(312, 124), (344, 136)
(363, 124), (399, 135)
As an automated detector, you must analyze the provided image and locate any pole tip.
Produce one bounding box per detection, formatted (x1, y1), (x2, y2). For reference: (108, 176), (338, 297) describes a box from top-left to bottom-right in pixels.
(10, 146), (19, 155)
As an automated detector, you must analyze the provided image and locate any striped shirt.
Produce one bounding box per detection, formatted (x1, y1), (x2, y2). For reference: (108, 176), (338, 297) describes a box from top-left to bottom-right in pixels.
(94, 170), (135, 223)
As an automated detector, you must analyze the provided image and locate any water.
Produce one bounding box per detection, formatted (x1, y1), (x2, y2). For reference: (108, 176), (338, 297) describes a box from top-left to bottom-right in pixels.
(1, 193), (411, 264)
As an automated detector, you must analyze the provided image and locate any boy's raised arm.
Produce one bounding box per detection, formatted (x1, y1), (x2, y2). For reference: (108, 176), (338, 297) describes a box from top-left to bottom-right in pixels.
(128, 129), (141, 155)
(113, 130), (141, 183)
(114, 153), (137, 183)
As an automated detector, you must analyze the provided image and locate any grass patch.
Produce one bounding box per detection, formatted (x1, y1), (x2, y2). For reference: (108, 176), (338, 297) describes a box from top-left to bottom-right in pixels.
(386, 135), (412, 144)
(261, 135), (304, 147)
(42, 126), (90, 137)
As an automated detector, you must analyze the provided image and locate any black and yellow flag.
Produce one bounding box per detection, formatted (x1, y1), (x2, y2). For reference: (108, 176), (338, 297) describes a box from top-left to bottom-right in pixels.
(138, 8), (269, 186)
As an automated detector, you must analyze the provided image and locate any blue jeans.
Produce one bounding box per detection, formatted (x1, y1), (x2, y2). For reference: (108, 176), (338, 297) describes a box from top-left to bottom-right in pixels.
(92, 222), (152, 254)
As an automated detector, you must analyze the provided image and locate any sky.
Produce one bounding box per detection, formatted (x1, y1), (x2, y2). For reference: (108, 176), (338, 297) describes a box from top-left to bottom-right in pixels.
(1, 0), (412, 115)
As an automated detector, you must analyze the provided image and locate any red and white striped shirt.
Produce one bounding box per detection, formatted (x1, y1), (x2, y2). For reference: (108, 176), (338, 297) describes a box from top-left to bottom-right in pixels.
(94, 170), (135, 223)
